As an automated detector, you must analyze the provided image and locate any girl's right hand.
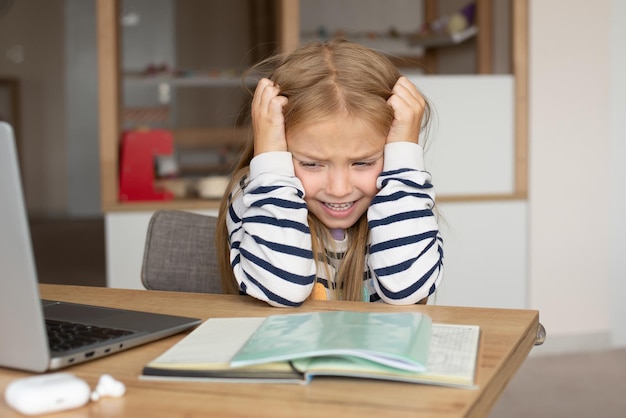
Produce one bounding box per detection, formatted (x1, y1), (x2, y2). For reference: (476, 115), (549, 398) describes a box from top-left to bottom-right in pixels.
(252, 78), (289, 156)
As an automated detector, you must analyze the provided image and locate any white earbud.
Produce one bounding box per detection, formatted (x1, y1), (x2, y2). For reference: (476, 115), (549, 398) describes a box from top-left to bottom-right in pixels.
(90, 374), (126, 401)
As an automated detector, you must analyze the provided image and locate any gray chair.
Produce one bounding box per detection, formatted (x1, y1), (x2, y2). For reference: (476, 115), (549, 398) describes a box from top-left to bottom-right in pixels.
(141, 210), (223, 294)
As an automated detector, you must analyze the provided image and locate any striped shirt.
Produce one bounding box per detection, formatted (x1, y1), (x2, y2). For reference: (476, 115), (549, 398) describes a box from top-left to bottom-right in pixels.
(226, 141), (444, 307)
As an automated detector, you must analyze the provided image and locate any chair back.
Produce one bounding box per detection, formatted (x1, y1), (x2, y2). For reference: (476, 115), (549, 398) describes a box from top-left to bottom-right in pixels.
(142, 210), (223, 294)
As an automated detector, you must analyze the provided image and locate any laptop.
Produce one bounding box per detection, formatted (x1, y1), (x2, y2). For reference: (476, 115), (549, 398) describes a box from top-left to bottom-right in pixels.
(0, 122), (202, 372)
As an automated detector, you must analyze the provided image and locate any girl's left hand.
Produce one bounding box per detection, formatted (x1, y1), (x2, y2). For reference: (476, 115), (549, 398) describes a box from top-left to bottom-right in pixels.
(251, 78), (289, 156)
(386, 77), (426, 144)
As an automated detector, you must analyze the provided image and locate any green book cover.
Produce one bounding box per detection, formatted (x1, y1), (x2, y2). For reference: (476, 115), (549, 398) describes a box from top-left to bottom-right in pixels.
(230, 311), (432, 373)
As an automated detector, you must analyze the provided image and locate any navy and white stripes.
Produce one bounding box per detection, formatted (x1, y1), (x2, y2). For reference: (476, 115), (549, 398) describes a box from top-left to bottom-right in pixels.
(226, 143), (443, 307)
(367, 141), (443, 304)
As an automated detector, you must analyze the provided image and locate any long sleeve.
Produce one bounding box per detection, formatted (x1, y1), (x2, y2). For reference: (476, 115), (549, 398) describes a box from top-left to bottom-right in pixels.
(226, 152), (316, 307)
(367, 142), (444, 305)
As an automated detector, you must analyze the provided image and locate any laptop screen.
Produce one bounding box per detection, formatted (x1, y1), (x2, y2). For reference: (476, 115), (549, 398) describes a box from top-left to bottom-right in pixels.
(0, 122), (51, 371)
(0, 122), (201, 372)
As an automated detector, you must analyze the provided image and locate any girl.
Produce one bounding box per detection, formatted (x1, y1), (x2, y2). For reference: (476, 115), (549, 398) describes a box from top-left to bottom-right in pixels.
(216, 38), (443, 307)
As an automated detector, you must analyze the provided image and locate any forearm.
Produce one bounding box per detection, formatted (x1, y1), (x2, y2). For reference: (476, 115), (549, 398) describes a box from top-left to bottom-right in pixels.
(227, 152), (316, 307)
(367, 142), (444, 304)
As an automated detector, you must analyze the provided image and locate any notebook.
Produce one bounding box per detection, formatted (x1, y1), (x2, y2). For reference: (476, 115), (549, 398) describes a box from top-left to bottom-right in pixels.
(141, 314), (480, 388)
(0, 122), (202, 372)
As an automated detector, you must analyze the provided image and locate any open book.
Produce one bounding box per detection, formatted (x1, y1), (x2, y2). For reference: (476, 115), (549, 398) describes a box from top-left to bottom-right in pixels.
(141, 311), (480, 388)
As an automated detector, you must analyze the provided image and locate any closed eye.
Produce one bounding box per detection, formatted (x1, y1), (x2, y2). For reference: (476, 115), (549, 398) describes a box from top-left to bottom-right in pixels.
(299, 161), (322, 169)
(353, 161), (377, 167)
(352, 156), (382, 168)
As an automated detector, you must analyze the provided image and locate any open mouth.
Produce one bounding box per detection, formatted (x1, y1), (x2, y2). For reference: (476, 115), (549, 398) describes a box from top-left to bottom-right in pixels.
(324, 202), (355, 211)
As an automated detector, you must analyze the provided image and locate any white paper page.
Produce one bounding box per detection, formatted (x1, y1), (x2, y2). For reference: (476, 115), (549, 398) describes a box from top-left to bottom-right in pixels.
(152, 317), (266, 364)
(427, 324), (480, 377)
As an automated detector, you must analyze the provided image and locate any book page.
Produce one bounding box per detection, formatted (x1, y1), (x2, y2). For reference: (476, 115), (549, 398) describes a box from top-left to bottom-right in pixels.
(424, 324), (480, 380)
(148, 317), (265, 367)
(230, 311), (432, 372)
(301, 323), (480, 388)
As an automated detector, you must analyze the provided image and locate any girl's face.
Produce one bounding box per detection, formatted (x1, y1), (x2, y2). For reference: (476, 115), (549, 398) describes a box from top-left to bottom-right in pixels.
(287, 114), (385, 230)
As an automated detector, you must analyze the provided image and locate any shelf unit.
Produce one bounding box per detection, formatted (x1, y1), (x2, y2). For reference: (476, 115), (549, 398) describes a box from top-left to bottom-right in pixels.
(97, 0), (526, 213)
(296, 0), (493, 74)
(96, 0), (299, 212)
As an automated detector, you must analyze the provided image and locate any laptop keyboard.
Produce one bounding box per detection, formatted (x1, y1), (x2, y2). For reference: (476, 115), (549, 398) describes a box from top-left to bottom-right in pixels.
(46, 319), (134, 352)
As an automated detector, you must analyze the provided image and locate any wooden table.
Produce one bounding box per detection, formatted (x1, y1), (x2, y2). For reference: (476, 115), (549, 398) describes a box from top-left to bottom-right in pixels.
(0, 285), (539, 417)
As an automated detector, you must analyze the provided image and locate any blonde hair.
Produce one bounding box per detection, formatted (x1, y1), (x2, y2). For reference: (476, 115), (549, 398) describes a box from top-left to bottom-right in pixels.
(217, 38), (430, 300)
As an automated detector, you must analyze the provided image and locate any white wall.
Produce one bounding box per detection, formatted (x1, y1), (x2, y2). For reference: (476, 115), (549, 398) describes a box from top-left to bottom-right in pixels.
(529, 0), (625, 349)
(608, 0), (626, 346)
(435, 201), (527, 309)
(417, 76), (515, 196)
